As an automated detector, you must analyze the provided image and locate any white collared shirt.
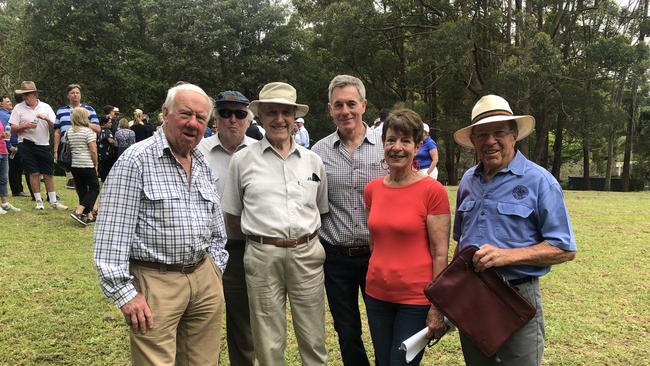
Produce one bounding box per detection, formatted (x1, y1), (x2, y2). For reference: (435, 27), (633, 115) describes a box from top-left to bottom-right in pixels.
(198, 133), (257, 198)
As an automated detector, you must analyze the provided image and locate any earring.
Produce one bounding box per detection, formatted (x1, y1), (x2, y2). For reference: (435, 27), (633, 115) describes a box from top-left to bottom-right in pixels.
(380, 158), (390, 171)
(412, 159), (420, 171)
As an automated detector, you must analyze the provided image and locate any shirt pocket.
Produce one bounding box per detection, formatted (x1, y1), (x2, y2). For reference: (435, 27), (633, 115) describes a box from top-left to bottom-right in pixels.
(495, 202), (534, 242)
(141, 184), (182, 228)
(456, 199), (476, 214)
(299, 179), (319, 209)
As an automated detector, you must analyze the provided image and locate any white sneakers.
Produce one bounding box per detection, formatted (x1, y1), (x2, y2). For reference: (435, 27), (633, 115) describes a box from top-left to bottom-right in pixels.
(1, 203), (21, 212)
(0, 206), (5, 215)
(50, 202), (68, 210)
(35, 200), (45, 210)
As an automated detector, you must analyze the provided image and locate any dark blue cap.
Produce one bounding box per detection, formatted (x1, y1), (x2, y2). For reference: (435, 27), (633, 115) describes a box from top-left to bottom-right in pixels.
(215, 90), (250, 106)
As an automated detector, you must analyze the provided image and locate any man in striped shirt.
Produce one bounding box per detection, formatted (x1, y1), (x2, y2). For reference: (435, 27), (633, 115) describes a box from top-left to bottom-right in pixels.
(312, 75), (386, 365)
(53, 84), (100, 189)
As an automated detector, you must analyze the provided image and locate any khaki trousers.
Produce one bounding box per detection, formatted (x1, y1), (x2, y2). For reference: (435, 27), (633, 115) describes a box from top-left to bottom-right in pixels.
(129, 257), (224, 366)
(244, 236), (327, 366)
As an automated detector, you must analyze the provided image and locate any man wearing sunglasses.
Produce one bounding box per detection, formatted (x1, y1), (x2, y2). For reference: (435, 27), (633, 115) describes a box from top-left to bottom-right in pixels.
(198, 90), (257, 366)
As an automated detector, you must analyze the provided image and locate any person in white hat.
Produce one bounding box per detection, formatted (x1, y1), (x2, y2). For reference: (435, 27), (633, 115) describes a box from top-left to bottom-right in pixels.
(294, 117), (310, 148)
(221, 82), (329, 366)
(415, 123), (439, 179)
(9, 81), (67, 210)
(452, 95), (577, 366)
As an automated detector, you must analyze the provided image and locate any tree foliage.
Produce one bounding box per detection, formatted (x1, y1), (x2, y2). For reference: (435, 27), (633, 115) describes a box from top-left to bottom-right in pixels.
(0, 0), (647, 189)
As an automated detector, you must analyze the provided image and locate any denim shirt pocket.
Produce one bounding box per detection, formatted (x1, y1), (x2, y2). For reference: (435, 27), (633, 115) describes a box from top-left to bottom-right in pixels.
(495, 202), (534, 242)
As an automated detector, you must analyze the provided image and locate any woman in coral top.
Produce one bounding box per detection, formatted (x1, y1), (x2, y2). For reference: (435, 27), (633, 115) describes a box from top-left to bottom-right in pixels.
(364, 109), (450, 365)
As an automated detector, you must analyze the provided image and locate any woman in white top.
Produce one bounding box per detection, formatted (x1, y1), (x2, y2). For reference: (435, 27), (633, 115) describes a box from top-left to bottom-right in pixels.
(66, 107), (99, 225)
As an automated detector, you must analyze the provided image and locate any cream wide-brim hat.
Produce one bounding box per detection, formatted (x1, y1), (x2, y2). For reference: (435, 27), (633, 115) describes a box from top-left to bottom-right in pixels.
(248, 82), (309, 118)
(453, 95), (535, 149)
(15, 81), (40, 94)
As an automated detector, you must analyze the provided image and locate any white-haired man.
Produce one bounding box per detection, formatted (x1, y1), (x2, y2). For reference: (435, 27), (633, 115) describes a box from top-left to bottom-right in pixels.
(94, 83), (228, 365)
(222, 82), (329, 366)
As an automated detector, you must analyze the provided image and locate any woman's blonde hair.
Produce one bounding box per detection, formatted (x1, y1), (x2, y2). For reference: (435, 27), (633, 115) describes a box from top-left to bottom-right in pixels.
(133, 109), (143, 125)
(71, 107), (90, 132)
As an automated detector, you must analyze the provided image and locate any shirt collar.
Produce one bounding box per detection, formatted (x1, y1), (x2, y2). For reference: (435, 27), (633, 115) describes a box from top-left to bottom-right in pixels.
(332, 122), (378, 147)
(474, 150), (526, 177)
(154, 127), (203, 162)
(259, 135), (301, 158)
(206, 133), (255, 153)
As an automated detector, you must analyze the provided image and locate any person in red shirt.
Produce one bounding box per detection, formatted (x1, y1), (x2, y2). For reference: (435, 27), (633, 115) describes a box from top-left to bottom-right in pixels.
(364, 109), (450, 365)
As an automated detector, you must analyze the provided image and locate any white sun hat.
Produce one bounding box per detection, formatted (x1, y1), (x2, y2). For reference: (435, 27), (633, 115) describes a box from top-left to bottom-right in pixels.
(453, 95), (535, 149)
(248, 82), (309, 118)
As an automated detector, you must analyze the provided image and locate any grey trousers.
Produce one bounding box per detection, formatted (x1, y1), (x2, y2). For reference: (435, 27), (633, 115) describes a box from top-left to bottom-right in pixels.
(459, 277), (545, 366)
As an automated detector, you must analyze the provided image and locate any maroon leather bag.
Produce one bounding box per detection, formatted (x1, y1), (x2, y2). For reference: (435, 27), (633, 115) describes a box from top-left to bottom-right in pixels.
(423, 246), (536, 357)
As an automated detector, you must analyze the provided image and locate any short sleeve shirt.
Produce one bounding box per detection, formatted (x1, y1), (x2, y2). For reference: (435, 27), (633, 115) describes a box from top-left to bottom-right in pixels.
(221, 137), (329, 238)
(453, 151), (577, 280)
(9, 101), (56, 145)
(54, 104), (100, 137)
(66, 126), (97, 168)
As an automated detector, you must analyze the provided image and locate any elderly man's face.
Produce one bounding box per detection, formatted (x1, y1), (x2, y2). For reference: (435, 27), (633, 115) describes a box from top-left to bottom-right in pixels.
(259, 103), (296, 145)
(216, 103), (248, 143)
(163, 90), (209, 156)
(470, 120), (518, 175)
(329, 85), (367, 132)
(23, 92), (38, 107)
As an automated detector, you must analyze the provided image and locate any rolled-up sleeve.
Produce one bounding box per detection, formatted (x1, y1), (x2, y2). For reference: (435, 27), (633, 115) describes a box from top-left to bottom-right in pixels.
(538, 181), (577, 252)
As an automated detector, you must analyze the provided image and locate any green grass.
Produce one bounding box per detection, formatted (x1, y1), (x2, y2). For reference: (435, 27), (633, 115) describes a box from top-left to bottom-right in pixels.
(1, 179), (649, 365)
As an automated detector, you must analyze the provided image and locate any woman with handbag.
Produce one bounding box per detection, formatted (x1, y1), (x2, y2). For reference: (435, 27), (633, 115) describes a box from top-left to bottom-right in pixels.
(66, 107), (100, 225)
(364, 109), (450, 365)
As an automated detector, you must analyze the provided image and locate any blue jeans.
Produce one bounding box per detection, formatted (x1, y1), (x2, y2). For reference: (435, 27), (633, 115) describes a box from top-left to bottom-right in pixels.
(0, 154), (8, 197)
(365, 295), (430, 366)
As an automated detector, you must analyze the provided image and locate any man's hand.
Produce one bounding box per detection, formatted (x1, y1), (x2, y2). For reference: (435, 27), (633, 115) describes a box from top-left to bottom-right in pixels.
(120, 293), (154, 334)
(472, 244), (511, 271)
(425, 306), (446, 339)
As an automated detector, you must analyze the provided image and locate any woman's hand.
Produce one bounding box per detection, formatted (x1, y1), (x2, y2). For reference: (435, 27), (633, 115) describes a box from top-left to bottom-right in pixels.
(425, 306), (446, 339)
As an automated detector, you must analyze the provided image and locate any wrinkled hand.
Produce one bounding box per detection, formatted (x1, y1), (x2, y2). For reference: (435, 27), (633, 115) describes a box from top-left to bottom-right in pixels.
(120, 293), (154, 334)
(472, 244), (511, 272)
(426, 306), (446, 339)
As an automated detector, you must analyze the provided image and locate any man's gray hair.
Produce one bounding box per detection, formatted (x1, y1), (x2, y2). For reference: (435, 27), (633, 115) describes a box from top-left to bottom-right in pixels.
(163, 83), (214, 121)
(328, 75), (366, 103)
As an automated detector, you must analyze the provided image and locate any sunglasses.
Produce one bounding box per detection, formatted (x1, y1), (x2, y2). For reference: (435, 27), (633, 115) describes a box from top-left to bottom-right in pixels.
(217, 109), (248, 120)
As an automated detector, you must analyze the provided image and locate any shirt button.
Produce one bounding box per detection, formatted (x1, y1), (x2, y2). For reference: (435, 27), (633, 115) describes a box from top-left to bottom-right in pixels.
(481, 211), (486, 216)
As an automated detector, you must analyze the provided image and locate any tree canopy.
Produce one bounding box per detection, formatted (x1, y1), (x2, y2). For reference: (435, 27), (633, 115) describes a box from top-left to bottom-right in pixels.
(0, 0), (647, 189)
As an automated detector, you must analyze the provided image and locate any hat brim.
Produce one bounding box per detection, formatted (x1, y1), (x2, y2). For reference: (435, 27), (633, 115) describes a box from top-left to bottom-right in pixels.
(15, 89), (39, 94)
(249, 98), (309, 118)
(453, 115), (535, 149)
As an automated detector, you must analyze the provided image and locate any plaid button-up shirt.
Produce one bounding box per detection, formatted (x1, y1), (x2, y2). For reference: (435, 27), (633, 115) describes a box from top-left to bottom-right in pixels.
(312, 123), (387, 247)
(93, 129), (228, 308)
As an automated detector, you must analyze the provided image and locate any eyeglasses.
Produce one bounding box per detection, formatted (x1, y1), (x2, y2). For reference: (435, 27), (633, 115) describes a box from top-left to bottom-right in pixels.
(471, 129), (514, 142)
(217, 109), (248, 120)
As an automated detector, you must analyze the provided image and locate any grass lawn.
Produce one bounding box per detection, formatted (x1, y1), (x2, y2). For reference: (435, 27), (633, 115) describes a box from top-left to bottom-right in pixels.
(1, 178), (649, 365)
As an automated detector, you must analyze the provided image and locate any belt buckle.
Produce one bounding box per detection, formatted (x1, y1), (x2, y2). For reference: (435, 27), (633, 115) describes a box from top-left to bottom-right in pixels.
(180, 262), (192, 274)
(286, 238), (299, 248)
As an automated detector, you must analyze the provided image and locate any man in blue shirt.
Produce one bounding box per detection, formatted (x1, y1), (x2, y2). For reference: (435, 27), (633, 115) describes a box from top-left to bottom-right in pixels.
(452, 95), (577, 366)
(53, 84), (100, 189)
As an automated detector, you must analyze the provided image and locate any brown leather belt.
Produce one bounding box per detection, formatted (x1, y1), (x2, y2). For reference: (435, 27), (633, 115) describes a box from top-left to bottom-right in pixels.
(247, 231), (318, 248)
(130, 254), (207, 274)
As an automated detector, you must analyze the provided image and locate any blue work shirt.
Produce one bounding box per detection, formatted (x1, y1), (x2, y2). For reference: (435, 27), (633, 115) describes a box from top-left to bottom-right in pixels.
(453, 150), (577, 280)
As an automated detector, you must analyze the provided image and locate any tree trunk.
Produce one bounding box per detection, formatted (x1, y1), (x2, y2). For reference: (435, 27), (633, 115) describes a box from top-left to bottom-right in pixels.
(533, 98), (549, 166)
(551, 111), (565, 180)
(622, 81), (637, 191)
(582, 132), (590, 190)
(604, 127), (615, 191)
(444, 131), (458, 185)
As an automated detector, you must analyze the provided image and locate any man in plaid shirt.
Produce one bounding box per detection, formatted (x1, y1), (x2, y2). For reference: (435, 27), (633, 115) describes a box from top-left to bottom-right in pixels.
(93, 83), (228, 365)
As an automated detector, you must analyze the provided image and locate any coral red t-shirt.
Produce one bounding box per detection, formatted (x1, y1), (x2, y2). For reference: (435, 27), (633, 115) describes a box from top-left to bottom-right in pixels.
(364, 176), (450, 305)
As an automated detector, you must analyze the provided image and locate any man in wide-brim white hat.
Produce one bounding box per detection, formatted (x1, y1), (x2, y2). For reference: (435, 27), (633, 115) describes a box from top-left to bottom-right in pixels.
(221, 81), (329, 365)
(452, 95), (577, 366)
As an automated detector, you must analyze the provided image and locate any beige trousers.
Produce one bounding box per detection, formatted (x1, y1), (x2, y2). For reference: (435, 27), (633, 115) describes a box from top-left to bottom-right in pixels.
(244, 236), (327, 366)
(129, 257), (224, 366)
